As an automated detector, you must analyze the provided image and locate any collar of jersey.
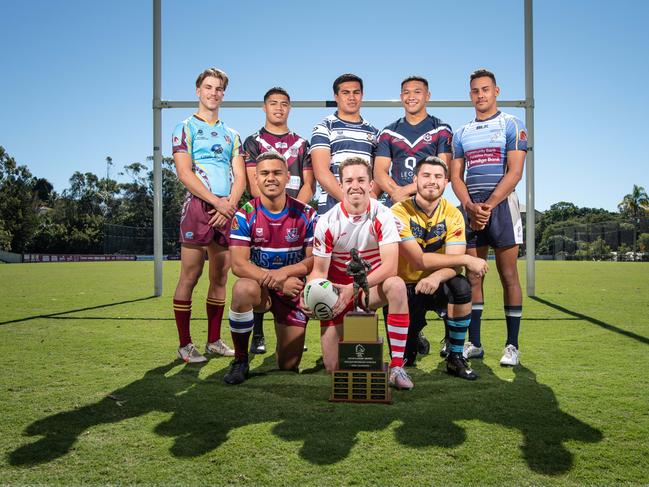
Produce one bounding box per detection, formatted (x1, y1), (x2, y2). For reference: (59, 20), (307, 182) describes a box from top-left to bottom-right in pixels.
(260, 126), (290, 138)
(411, 195), (442, 219)
(334, 111), (365, 125)
(341, 201), (370, 220)
(193, 114), (221, 126)
(473, 110), (501, 123)
(259, 199), (288, 220)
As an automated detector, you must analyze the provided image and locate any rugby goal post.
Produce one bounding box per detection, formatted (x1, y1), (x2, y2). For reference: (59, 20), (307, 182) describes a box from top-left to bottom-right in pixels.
(152, 0), (535, 297)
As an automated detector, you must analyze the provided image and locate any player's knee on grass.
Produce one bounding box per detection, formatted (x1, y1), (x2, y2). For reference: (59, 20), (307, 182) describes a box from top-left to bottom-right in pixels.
(231, 278), (262, 311)
(445, 275), (471, 305)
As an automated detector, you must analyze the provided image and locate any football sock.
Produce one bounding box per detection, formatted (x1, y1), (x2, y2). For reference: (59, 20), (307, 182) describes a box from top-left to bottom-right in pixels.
(468, 302), (484, 347)
(386, 313), (409, 368)
(173, 299), (192, 347)
(253, 312), (265, 338)
(447, 313), (471, 353)
(206, 298), (225, 343)
(229, 308), (254, 361)
(504, 305), (522, 349)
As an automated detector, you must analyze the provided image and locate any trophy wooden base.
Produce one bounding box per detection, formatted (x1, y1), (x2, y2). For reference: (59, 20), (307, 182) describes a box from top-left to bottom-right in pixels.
(329, 363), (392, 404)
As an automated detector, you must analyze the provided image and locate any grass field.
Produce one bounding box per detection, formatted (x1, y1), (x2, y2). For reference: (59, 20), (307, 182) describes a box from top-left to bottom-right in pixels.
(1, 261), (648, 485)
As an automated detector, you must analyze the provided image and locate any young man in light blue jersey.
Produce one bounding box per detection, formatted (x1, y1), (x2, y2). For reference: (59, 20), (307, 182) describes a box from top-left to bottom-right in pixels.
(310, 73), (380, 215)
(171, 68), (246, 363)
(450, 69), (527, 366)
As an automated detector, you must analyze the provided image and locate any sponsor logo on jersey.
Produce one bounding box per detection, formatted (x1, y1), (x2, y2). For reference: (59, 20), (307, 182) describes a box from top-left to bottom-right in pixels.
(519, 130), (527, 141)
(275, 142), (288, 149)
(256, 228), (263, 236)
(285, 227), (299, 243)
(423, 133), (432, 142)
(211, 131), (218, 137)
(288, 147), (299, 157)
(366, 133), (374, 141)
(197, 129), (203, 135)
(184, 231), (194, 239)
(273, 255), (284, 266)
(211, 144), (223, 154)
(475, 124), (487, 130)
(231, 218), (240, 230)
(433, 223), (446, 237)
(173, 136), (179, 144)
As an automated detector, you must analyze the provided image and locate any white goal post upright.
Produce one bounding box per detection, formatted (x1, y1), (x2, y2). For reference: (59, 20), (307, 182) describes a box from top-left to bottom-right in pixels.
(152, 0), (536, 297)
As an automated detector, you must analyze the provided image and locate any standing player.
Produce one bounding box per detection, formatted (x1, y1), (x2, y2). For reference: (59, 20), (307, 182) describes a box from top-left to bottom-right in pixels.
(392, 156), (489, 379)
(310, 73), (380, 215)
(243, 87), (315, 354)
(226, 152), (317, 385)
(450, 69), (527, 366)
(374, 76), (454, 356)
(304, 157), (413, 390)
(171, 68), (246, 363)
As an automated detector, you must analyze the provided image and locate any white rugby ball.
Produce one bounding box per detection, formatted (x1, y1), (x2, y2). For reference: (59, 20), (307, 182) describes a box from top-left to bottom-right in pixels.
(304, 278), (339, 320)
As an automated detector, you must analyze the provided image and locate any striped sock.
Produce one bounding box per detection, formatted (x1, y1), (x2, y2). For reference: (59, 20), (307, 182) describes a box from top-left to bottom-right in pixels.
(173, 299), (192, 347)
(253, 312), (265, 337)
(448, 313), (471, 353)
(468, 302), (484, 347)
(504, 305), (522, 349)
(229, 308), (254, 361)
(206, 298), (225, 343)
(386, 313), (409, 368)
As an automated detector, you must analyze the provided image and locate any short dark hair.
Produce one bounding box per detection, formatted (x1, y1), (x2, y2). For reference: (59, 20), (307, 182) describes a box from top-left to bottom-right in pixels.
(414, 156), (448, 177)
(333, 73), (363, 94)
(470, 68), (497, 85)
(195, 68), (229, 90)
(401, 76), (429, 90)
(339, 157), (372, 179)
(256, 151), (287, 166)
(263, 87), (290, 102)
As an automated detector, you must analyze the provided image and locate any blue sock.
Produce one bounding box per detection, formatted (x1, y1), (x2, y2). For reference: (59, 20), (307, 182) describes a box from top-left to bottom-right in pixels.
(447, 314), (471, 354)
(468, 303), (483, 347)
(504, 305), (522, 349)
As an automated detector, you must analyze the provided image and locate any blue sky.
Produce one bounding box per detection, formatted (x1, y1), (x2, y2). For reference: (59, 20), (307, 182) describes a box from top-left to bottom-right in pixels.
(1, 0), (647, 212)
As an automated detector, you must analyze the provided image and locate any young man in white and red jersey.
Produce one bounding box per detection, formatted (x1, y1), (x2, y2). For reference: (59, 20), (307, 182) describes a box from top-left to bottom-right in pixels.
(171, 68), (246, 363)
(303, 157), (413, 390)
(243, 87), (315, 355)
(225, 152), (317, 385)
(450, 69), (527, 366)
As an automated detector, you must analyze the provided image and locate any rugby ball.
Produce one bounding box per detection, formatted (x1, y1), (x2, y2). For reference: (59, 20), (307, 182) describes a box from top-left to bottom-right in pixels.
(304, 278), (339, 320)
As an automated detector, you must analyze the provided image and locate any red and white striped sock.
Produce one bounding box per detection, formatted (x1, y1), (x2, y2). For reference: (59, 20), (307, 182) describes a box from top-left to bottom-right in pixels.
(386, 313), (409, 368)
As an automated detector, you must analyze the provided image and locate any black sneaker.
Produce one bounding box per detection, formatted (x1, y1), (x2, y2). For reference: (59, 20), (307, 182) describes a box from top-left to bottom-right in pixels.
(446, 353), (478, 381)
(249, 335), (266, 354)
(224, 359), (249, 385)
(439, 338), (450, 358)
(417, 331), (430, 355)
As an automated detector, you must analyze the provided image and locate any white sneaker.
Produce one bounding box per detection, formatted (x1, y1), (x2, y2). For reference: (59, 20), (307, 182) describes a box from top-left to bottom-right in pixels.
(177, 343), (207, 363)
(463, 341), (484, 359)
(389, 366), (414, 390)
(500, 344), (520, 366)
(205, 339), (235, 357)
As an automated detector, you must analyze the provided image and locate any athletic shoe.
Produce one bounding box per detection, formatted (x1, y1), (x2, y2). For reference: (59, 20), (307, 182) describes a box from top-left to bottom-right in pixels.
(463, 341), (484, 359)
(500, 344), (520, 366)
(205, 339), (235, 357)
(439, 338), (450, 358)
(249, 335), (266, 354)
(303, 344), (308, 352)
(224, 359), (250, 385)
(389, 366), (414, 390)
(417, 331), (430, 355)
(177, 343), (207, 363)
(446, 353), (478, 380)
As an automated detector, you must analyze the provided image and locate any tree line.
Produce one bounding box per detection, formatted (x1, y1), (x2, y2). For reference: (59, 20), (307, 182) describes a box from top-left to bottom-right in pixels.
(1, 146), (647, 257)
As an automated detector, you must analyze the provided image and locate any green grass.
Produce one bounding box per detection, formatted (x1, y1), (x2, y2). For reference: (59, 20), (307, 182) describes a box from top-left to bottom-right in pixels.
(1, 261), (648, 485)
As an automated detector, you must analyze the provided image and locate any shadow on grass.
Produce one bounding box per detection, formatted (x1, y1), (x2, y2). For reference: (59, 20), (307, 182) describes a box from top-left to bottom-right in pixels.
(8, 357), (601, 476)
(531, 296), (649, 345)
(0, 296), (158, 326)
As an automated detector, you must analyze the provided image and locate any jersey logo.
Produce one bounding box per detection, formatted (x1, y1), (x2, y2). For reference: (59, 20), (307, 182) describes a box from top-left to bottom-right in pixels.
(224, 135), (232, 144)
(211, 144), (223, 154)
(433, 223), (446, 237)
(211, 131), (218, 137)
(285, 228), (299, 243)
(423, 133), (432, 142)
(184, 231), (194, 239)
(275, 142), (288, 149)
(314, 236), (322, 248)
(231, 218), (239, 230)
(519, 130), (527, 141)
(256, 227), (263, 236)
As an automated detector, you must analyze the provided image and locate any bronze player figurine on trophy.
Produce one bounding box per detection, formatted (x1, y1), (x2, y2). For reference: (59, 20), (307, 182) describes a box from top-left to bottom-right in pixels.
(347, 248), (372, 311)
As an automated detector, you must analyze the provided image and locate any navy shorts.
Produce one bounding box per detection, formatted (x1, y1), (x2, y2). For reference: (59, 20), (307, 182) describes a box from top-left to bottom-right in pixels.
(463, 192), (523, 249)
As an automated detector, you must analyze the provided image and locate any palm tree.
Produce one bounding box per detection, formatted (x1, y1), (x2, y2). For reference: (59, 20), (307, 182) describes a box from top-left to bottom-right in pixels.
(618, 185), (649, 254)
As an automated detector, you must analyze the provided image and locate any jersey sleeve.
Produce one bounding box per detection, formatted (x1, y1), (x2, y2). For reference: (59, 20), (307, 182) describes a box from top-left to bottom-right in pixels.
(445, 207), (466, 247)
(310, 121), (331, 152)
(231, 130), (243, 158)
(301, 138), (313, 171)
(243, 134), (260, 168)
(312, 215), (334, 257)
(304, 208), (317, 247)
(391, 203), (414, 241)
(374, 207), (401, 246)
(452, 125), (465, 159)
(437, 123), (454, 154)
(505, 117), (528, 152)
(375, 129), (393, 158)
(229, 205), (252, 247)
(172, 122), (191, 154)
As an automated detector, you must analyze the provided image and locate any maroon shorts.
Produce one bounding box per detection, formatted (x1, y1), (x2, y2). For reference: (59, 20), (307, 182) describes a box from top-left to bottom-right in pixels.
(179, 194), (230, 247)
(268, 289), (309, 328)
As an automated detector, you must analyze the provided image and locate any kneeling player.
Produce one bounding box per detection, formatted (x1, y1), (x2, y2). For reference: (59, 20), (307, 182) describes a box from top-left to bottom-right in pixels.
(392, 156), (488, 379)
(226, 152), (317, 385)
(304, 157), (413, 390)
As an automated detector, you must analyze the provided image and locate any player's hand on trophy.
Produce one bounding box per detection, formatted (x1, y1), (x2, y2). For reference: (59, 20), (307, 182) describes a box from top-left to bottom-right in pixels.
(298, 290), (314, 317)
(331, 283), (354, 317)
(465, 256), (489, 277)
(212, 197), (236, 219)
(415, 275), (440, 295)
(282, 277), (304, 297)
(260, 268), (290, 290)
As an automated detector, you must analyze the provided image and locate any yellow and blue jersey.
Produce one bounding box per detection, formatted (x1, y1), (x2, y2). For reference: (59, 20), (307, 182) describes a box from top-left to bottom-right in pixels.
(172, 114), (241, 197)
(391, 197), (466, 283)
